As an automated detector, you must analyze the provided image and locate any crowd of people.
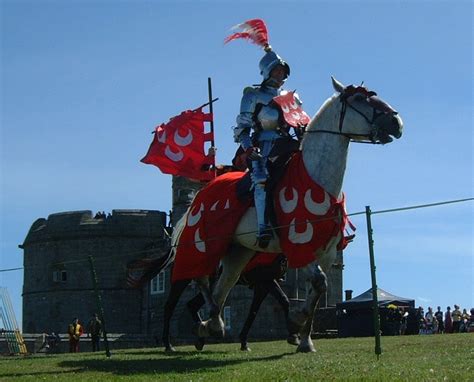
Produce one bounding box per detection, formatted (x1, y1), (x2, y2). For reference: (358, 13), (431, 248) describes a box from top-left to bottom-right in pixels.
(381, 304), (474, 336)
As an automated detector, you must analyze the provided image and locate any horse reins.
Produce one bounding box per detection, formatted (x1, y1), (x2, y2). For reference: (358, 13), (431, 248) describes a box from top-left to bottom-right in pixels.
(304, 94), (393, 144)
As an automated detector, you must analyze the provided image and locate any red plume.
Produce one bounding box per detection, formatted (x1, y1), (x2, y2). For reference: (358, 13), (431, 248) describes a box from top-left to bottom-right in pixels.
(224, 19), (270, 49)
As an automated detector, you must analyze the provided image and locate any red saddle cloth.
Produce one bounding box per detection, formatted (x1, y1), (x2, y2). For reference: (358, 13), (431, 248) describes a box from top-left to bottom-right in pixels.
(172, 152), (350, 282)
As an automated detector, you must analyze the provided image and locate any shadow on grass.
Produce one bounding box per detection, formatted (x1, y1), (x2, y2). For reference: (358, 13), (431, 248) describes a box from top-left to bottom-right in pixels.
(57, 352), (294, 376)
(118, 349), (230, 356)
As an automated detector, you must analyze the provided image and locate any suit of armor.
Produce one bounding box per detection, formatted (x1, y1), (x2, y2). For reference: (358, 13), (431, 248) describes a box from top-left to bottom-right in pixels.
(233, 50), (303, 247)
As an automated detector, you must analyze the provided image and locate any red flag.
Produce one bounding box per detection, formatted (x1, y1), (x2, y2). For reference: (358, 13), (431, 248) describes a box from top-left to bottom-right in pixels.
(141, 108), (215, 181)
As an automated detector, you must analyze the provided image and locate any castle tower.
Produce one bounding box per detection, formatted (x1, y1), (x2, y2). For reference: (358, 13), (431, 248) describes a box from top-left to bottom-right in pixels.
(21, 209), (167, 334)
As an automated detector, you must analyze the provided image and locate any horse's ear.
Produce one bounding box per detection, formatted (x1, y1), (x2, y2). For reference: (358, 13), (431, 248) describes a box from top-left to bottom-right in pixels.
(331, 76), (345, 93)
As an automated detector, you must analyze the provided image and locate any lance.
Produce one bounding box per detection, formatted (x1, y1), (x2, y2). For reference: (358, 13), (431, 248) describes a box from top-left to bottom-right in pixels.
(207, 77), (217, 177)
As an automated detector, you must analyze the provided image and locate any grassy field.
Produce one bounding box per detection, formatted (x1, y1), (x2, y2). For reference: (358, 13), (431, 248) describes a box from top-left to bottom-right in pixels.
(0, 334), (473, 381)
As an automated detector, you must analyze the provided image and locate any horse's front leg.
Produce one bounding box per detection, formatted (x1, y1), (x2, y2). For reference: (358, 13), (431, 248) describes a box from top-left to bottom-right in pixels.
(199, 246), (256, 338)
(239, 281), (271, 351)
(268, 279), (300, 346)
(289, 262), (328, 353)
(162, 279), (191, 352)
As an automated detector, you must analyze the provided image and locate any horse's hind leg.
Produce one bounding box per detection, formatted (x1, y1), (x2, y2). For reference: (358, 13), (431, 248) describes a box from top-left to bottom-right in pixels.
(162, 279), (191, 352)
(268, 279), (300, 346)
(186, 293), (206, 351)
(239, 281), (271, 351)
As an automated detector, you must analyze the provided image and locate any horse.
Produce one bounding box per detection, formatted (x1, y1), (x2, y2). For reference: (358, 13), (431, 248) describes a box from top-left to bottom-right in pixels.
(159, 76), (403, 352)
(162, 253), (299, 352)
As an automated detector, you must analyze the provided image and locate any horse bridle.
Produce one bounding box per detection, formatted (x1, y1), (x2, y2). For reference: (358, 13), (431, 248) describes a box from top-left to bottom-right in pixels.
(306, 86), (398, 144)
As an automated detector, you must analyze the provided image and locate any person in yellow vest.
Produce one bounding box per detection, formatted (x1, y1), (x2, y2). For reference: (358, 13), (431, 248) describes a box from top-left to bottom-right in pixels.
(68, 318), (83, 353)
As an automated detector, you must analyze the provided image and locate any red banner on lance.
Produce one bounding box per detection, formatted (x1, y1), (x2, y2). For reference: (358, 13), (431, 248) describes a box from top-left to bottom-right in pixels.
(141, 108), (215, 181)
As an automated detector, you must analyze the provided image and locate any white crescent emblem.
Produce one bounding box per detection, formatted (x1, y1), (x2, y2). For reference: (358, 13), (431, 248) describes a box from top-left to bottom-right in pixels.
(279, 187), (298, 214)
(304, 189), (330, 216)
(290, 100), (299, 110)
(187, 203), (204, 227)
(157, 129), (167, 143)
(174, 128), (193, 147)
(194, 228), (206, 253)
(281, 104), (290, 113)
(210, 200), (219, 211)
(165, 146), (184, 162)
(224, 199), (230, 209)
(288, 218), (314, 244)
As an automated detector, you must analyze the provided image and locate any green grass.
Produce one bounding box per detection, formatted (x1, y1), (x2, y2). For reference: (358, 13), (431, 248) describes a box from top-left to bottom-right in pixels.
(1, 334), (473, 381)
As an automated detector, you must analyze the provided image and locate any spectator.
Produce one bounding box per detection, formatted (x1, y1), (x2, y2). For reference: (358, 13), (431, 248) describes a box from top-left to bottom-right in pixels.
(425, 307), (435, 334)
(87, 313), (103, 352)
(434, 306), (444, 334)
(38, 332), (61, 353)
(384, 304), (402, 335)
(452, 305), (462, 333)
(417, 306), (425, 334)
(468, 308), (474, 333)
(68, 318), (83, 353)
(460, 308), (470, 333)
(400, 307), (408, 335)
(444, 306), (453, 333)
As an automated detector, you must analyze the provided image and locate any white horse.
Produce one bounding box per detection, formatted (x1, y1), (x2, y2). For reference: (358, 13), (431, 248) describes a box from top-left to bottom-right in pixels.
(169, 77), (403, 352)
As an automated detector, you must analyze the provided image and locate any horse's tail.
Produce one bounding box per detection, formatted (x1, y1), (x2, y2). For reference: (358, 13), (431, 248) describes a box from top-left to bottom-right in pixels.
(153, 210), (188, 274)
(126, 212), (188, 288)
(126, 248), (174, 288)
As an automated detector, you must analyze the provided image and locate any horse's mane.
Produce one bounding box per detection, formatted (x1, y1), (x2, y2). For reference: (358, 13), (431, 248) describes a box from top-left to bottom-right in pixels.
(305, 94), (338, 133)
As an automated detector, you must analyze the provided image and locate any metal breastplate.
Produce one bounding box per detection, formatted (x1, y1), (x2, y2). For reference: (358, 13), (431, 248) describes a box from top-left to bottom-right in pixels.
(257, 105), (280, 130)
(255, 87), (281, 131)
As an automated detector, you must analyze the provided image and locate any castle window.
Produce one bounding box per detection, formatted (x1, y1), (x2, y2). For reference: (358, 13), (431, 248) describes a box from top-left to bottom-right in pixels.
(53, 270), (67, 283)
(150, 271), (165, 294)
(223, 306), (231, 330)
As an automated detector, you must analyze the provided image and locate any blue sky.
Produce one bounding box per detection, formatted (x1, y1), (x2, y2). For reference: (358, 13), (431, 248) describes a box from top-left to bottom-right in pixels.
(1, 0), (472, 329)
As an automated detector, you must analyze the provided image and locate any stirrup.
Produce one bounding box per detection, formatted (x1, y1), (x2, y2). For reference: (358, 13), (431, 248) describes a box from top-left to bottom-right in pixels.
(257, 232), (273, 249)
(256, 228), (273, 249)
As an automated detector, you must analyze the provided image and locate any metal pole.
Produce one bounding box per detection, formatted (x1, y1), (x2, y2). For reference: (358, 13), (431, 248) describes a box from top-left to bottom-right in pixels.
(88, 256), (111, 358)
(365, 206), (382, 358)
(0, 289), (20, 354)
(207, 77), (215, 148)
(207, 77), (217, 178)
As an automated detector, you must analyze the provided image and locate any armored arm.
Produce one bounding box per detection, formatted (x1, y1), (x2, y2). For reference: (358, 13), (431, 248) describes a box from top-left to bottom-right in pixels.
(233, 87), (258, 150)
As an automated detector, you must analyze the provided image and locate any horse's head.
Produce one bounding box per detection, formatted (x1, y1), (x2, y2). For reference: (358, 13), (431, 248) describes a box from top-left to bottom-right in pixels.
(330, 76), (403, 144)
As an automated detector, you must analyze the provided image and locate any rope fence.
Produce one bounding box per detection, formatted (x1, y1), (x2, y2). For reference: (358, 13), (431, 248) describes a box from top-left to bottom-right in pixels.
(0, 197), (472, 274)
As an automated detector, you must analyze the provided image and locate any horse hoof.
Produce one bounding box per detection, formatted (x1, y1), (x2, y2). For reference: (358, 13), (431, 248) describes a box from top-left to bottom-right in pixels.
(209, 327), (225, 338)
(208, 316), (225, 338)
(196, 321), (210, 338)
(287, 334), (301, 346)
(194, 337), (205, 351)
(164, 346), (176, 353)
(240, 344), (251, 352)
(297, 344), (316, 353)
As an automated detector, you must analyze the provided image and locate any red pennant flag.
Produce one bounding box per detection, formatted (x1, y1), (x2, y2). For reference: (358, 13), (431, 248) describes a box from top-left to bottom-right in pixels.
(141, 108), (215, 181)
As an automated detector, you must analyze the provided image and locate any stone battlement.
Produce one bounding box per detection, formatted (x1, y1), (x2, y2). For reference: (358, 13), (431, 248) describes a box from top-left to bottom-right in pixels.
(22, 209), (167, 245)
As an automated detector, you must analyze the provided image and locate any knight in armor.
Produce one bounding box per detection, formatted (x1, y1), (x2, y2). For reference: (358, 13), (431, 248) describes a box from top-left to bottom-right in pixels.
(226, 19), (309, 248)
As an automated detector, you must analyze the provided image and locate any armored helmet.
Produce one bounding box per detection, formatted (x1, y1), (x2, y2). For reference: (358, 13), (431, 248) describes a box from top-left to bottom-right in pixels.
(259, 49), (290, 82)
